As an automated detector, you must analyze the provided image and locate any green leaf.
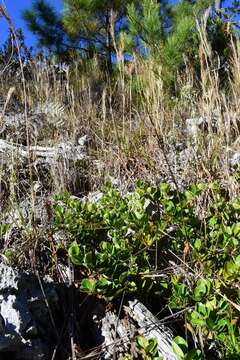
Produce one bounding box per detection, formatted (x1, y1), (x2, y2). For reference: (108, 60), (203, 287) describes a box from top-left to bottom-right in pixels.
(172, 336), (188, 359)
(235, 254), (240, 266)
(160, 183), (171, 195)
(136, 335), (149, 350)
(216, 318), (228, 331)
(223, 258), (240, 280)
(96, 277), (112, 289)
(81, 278), (96, 293)
(190, 310), (206, 327)
(197, 303), (209, 316)
(186, 349), (202, 360)
(83, 251), (94, 268)
(232, 222), (240, 237)
(146, 337), (158, 355)
(119, 271), (129, 284)
(0, 223), (11, 236)
(68, 241), (82, 265)
(192, 279), (211, 301)
(194, 238), (202, 250)
(134, 210), (144, 220)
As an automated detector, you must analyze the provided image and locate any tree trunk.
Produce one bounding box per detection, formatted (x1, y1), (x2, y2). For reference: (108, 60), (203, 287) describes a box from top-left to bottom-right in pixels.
(106, 10), (113, 74)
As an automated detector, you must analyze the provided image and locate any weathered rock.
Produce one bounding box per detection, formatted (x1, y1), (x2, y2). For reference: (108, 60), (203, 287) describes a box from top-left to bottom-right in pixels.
(0, 135), (92, 202)
(230, 152), (240, 168)
(228, 138), (240, 169)
(186, 117), (206, 140)
(0, 99), (67, 144)
(0, 263), (60, 359)
(81, 190), (103, 204)
(186, 112), (240, 141)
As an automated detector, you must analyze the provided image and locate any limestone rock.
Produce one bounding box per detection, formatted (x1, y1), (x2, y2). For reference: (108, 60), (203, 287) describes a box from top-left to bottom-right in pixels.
(0, 263), (60, 359)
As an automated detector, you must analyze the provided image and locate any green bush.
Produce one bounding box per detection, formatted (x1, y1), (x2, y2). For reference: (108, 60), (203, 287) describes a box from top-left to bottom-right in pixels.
(53, 180), (240, 358)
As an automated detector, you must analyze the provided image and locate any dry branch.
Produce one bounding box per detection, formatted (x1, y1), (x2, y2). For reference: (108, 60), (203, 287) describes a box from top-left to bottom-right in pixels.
(0, 139), (88, 164)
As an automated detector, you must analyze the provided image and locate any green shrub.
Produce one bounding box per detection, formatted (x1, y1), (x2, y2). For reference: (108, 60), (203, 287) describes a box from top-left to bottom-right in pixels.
(53, 180), (240, 358)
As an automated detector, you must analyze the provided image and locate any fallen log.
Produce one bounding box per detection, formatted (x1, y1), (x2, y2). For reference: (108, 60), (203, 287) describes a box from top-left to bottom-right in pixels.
(0, 138), (89, 164)
(99, 299), (176, 359)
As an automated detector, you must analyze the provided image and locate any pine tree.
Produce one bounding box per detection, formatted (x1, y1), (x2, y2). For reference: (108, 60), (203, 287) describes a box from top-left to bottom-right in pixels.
(0, 29), (32, 77)
(23, 0), (137, 69)
(62, 0), (138, 72)
(22, 0), (71, 56)
(127, 0), (239, 87)
(23, 0), (239, 81)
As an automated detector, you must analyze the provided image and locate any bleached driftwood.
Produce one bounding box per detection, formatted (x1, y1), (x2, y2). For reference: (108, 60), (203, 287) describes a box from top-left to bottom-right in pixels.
(100, 299), (176, 360)
(0, 138), (88, 165)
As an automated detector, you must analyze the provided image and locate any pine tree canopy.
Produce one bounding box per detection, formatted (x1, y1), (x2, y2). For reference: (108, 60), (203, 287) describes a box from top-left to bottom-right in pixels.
(22, 0), (68, 54)
(22, 0), (240, 77)
(62, 0), (139, 69)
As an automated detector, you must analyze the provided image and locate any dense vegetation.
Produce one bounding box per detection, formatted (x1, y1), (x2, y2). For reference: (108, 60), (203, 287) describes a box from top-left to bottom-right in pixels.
(0, 0), (239, 359)
(53, 180), (240, 358)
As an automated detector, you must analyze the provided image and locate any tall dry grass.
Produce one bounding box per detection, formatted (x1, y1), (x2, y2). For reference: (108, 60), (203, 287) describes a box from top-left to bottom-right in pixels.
(0, 11), (239, 214)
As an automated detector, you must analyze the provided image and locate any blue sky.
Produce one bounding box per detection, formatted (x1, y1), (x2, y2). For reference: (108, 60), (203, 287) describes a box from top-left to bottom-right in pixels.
(0, 0), (63, 48)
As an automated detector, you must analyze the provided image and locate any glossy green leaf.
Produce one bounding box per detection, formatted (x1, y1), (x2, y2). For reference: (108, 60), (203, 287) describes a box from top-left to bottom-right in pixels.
(81, 278), (96, 293)
(172, 336), (188, 359)
(136, 335), (149, 350)
(68, 241), (82, 265)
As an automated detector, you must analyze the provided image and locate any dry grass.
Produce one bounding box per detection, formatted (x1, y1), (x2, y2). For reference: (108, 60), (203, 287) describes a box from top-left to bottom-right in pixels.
(0, 9), (239, 214)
